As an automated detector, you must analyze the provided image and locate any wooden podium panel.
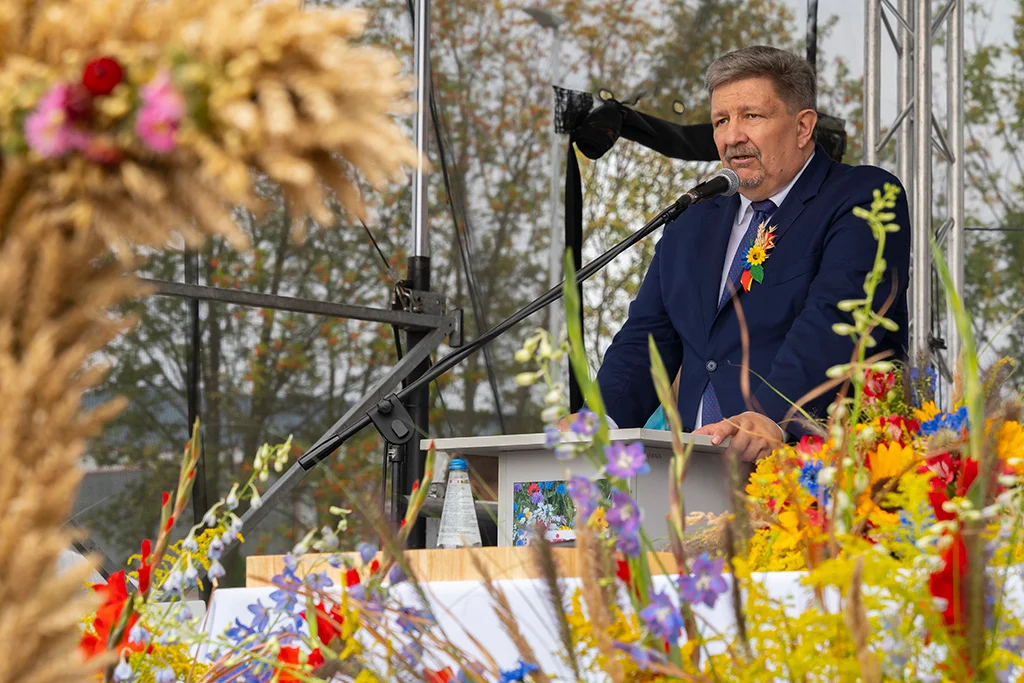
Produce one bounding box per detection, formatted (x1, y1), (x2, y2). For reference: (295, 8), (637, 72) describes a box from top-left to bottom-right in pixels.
(246, 547), (679, 587)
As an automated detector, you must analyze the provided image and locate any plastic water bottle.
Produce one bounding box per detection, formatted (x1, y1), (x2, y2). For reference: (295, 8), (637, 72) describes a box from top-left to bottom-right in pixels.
(436, 458), (482, 549)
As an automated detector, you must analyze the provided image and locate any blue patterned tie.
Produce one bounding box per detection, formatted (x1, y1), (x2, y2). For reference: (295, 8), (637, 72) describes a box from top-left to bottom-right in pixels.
(700, 199), (777, 426)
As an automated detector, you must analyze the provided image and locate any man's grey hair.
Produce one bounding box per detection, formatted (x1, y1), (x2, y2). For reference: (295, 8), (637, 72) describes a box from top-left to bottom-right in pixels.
(705, 46), (816, 112)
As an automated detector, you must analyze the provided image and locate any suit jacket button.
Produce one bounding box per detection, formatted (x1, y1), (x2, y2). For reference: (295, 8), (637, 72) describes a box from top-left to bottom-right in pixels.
(706, 360), (718, 372)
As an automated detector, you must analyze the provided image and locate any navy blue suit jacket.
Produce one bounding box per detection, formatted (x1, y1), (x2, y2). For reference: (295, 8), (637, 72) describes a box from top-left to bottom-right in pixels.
(595, 145), (911, 434)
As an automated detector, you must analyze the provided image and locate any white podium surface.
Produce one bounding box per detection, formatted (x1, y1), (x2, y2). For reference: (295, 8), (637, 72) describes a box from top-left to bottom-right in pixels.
(422, 429), (728, 547)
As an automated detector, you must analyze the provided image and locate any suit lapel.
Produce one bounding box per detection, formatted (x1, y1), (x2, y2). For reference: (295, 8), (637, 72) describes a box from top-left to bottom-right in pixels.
(699, 194), (739, 336)
(709, 145), (831, 327)
(763, 146), (830, 244)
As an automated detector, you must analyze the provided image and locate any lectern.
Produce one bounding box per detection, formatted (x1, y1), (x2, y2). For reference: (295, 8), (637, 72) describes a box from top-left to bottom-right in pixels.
(422, 429), (728, 547)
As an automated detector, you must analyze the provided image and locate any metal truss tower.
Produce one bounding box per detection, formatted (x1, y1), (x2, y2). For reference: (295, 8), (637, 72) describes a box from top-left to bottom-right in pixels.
(863, 0), (965, 381)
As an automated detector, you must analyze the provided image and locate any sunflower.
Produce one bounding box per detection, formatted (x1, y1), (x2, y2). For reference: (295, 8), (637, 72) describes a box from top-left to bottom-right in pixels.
(746, 245), (767, 266)
(912, 400), (941, 424)
(867, 441), (918, 483)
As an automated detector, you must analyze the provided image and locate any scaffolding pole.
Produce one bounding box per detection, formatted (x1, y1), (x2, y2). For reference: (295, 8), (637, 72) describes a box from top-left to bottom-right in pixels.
(863, 0), (965, 388)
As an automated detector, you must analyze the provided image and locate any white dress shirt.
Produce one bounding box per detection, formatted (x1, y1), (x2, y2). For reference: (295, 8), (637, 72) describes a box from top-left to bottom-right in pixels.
(694, 151), (816, 429)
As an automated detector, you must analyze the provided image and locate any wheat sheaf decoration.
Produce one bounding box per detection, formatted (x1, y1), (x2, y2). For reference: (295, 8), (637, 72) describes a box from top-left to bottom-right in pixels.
(0, 1), (415, 681)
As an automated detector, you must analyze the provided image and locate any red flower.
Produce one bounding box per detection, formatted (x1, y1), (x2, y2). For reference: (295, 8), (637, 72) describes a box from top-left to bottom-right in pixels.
(929, 533), (968, 629)
(303, 600), (345, 647)
(929, 490), (956, 522)
(344, 568), (361, 587)
(794, 435), (824, 458)
(425, 668), (455, 683)
(879, 415), (920, 443)
(78, 570), (145, 659)
(138, 539), (152, 595)
(276, 645), (324, 682)
(863, 370), (896, 399)
(615, 559), (631, 584)
(62, 84), (93, 121)
(527, 483), (540, 495)
(82, 57), (124, 96)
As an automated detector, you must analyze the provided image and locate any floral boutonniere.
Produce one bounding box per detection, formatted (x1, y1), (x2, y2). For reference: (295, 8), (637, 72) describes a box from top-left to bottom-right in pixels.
(740, 221), (778, 292)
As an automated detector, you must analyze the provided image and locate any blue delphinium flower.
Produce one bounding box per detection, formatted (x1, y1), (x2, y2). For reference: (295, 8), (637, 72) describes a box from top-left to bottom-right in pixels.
(570, 408), (598, 438)
(357, 542), (376, 564)
(555, 482), (567, 496)
(920, 405), (969, 436)
(246, 600), (270, 631)
(498, 660), (539, 683)
(639, 590), (683, 641)
(305, 571), (333, 591)
(612, 639), (665, 670)
(605, 441), (650, 478)
(605, 491), (641, 538)
(678, 552), (729, 608)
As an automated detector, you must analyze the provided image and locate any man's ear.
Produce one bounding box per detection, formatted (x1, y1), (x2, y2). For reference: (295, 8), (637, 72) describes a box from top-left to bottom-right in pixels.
(796, 109), (818, 149)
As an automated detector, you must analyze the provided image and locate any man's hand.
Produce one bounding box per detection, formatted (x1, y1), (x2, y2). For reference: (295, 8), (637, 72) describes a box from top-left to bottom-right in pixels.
(693, 411), (785, 462)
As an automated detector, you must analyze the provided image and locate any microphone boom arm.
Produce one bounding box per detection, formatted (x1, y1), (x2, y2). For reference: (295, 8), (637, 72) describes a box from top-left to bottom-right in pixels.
(228, 188), (703, 560)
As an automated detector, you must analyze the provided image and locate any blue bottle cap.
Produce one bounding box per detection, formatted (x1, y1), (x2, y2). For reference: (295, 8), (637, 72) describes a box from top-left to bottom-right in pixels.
(448, 458), (468, 471)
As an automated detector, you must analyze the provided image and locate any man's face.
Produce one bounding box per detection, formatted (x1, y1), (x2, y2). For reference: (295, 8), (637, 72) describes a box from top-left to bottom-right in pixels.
(710, 77), (816, 201)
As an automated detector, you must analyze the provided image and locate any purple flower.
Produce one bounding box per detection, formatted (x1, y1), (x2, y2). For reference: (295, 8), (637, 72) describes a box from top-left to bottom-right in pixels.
(513, 482), (523, 493)
(305, 571), (333, 591)
(639, 590), (683, 642)
(568, 476), (600, 522)
(605, 442), (649, 478)
(570, 409), (598, 438)
(544, 425), (560, 449)
(387, 564), (407, 585)
(616, 532), (641, 557)
(246, 601), (270, 631)
(531, 491), (543, 505)
(678, 552), (729, 608)
(612, 640), (665, 670)
(357, 542), (376, 564)
(605, 490), (641, 538)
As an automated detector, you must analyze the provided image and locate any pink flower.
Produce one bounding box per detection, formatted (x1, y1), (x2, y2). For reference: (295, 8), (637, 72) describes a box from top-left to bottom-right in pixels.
(136, 70), (185, 153)
(23, 84), (90, 158)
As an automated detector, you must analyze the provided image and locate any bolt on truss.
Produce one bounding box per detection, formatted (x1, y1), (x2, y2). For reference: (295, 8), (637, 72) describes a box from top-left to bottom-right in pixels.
(863, 0), (964, 383)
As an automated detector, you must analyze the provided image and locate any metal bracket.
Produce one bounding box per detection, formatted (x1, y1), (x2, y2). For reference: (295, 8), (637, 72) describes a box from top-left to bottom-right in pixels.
(368, 395), (416, 445)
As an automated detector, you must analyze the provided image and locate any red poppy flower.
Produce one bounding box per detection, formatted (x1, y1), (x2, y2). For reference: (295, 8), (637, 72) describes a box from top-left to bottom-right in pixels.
(303, 600), (345, 647)
(82, 57), (124, 96)
(527, 483), (540, 495)
(929, 533), (967, 629)
(795, 435), (824, 457)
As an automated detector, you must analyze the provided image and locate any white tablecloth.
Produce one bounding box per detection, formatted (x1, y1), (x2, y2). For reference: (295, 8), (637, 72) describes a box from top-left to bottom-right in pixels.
(202, 572), (818, 677)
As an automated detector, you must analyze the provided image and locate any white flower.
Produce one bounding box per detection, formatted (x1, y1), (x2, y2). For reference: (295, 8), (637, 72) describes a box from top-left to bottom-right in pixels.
(113, 657), (133, 682)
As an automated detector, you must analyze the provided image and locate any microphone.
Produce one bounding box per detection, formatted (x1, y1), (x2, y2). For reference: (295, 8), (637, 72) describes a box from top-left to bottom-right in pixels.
(683, 168), (741, 204)
(660, 168), (740, 222)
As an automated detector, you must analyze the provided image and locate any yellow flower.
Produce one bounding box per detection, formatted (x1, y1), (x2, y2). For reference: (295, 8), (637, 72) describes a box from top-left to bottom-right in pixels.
(774, 510), (810, 551)
(997, 420), (1024, 474)
(746, 245), (767, 266)
(867, 441), (918, 483)
(912, 400), (940, 423)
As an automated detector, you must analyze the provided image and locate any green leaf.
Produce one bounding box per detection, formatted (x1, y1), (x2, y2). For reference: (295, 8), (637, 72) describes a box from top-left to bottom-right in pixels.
(751, 264), (764, 283)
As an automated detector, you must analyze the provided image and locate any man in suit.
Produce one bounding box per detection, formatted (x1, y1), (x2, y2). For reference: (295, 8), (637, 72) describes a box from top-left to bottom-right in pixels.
(593, 46), (911, 464)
